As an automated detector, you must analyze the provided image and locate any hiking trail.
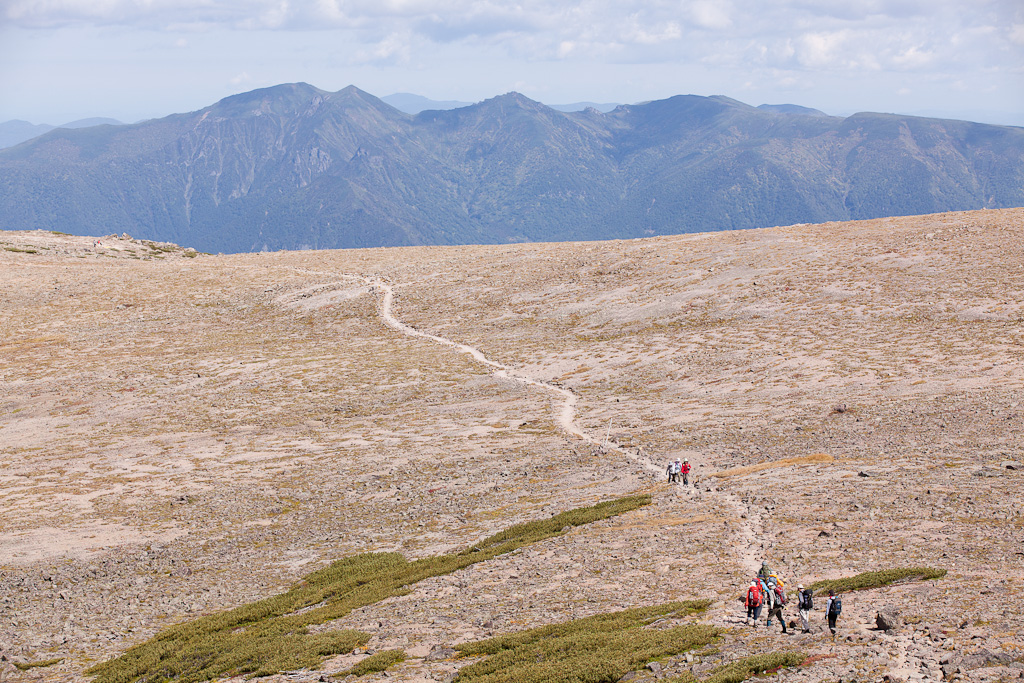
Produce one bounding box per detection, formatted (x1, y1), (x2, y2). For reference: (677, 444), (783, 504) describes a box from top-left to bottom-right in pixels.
(369, 278), (663, 479)
(275, 271), (771, 585)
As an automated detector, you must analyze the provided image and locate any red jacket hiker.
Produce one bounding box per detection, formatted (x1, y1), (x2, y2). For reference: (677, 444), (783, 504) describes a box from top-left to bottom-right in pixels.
(745, 583), (762, 607)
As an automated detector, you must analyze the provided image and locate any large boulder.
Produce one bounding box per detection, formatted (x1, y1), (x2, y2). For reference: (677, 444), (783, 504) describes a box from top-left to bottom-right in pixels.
(875, 606), (903, 632)
(959, 648), (1015, 671)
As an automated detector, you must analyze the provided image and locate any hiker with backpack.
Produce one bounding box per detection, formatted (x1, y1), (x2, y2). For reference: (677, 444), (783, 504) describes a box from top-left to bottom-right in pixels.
(765, 578), (788, 633)
(744, 579), (763, 626)
(666, 459), (681, 483)
(824, 589), (842, 637)
(763, 573), (783, 627)
(757, 575), (772, 625)
(681, 459), (691, 485)
(796, 584), (813, 633)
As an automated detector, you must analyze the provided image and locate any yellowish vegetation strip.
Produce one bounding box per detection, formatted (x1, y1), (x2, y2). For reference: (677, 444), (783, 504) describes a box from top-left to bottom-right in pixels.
(453, 601), (715, 683)
(709, 454), (834, 479)
(87, 494), (651, 683)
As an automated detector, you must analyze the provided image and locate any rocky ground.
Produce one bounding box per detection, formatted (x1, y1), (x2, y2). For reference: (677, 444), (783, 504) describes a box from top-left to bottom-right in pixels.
(1, 211), (1022, 682)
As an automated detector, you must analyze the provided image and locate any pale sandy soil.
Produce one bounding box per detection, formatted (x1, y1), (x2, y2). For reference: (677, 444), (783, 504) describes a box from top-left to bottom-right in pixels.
(0, 211), (1022, 683)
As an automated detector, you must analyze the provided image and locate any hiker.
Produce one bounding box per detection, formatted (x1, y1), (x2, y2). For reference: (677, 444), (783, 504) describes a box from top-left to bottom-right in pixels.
(763, 574), (777, 627)
(757, 574), (771, 624)
(666, 459), (680, 483)
(797, 584), (813, 633)
(765, 580), (788, 633)
(757, 561), (772, 579)
(824, 589), (842, 637)
(681, 459), (692, 485)
(744, 579), (763, 626)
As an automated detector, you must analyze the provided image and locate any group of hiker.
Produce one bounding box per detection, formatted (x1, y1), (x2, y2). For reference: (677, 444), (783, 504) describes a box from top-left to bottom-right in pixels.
(744, 561), (842, 637)
(665, 458), (691, 484)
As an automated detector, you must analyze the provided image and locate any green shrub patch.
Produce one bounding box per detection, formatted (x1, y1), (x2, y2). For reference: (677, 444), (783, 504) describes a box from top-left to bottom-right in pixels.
(88, 494), (650, 683)
(339, 649), (407, 678)
(453, 601), (715, 683)
(702, 652), (807, 683)
(13, 658), (64, 671)
(810, 567), (946, 595)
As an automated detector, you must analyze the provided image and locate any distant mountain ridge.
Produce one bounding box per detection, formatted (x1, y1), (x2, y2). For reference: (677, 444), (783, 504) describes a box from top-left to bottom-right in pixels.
(0, 117), (123, 149)
(1, 83), (1021, 253)
(382, 93), (620, 114)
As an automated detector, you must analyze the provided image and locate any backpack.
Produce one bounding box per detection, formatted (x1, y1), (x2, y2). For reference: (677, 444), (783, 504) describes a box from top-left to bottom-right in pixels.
(774, 585), (786, 606)
(747, 586), (762, 607)
(801, 589), (813, 610)
(829, 596), (842, 616)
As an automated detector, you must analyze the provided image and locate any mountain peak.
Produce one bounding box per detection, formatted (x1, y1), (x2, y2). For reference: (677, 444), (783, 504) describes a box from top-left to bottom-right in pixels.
(481, 92), (547, 110)
(757, 103), (829, 117)
(330, 85), (392, 108)
(209, 82), (328, 117)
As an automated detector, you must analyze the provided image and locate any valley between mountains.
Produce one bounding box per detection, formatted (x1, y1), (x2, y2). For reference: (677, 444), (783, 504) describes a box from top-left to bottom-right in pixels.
(1, 208), (1023, 682)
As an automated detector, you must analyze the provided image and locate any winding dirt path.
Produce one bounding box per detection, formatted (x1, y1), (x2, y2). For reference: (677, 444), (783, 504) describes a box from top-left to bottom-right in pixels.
(370, 279), (662, 479)
(356, 276), (771, 572)
(275, 272), (768, 579)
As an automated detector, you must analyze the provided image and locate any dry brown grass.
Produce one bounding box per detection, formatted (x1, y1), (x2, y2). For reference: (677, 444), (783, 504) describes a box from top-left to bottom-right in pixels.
(709, 454), (834, 479)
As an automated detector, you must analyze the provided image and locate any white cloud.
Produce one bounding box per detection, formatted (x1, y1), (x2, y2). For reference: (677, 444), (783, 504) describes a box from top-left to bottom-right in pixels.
(1010, 23), (1024, 46)
(621, 16), (682, 45)
(891, 44), (935, 69)
(795, 30), (848, 68)
(686, 0), (732, 30)
(351, 31), (411, 64)
(2, 0), (1021, 126)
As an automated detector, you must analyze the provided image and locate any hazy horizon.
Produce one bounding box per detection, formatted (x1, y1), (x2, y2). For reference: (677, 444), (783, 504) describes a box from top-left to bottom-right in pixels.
(3, 85), (1023, 131)
(1, 1), (1021, 128)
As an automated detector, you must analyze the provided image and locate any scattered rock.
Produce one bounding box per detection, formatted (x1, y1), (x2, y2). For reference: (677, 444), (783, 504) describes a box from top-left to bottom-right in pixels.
(875, 607), (902, 632)
(1001, 460), (1022, 470)
(971, 468), (1002, 477)
(425, 645), (457, 662)
(959, 648), (1015, 671)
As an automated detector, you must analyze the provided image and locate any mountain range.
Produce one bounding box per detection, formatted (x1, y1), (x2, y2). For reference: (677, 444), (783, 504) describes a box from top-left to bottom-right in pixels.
(380, 93), (622, 115)
(0, 117), (124, 149)
(1, 83), (1021, 253)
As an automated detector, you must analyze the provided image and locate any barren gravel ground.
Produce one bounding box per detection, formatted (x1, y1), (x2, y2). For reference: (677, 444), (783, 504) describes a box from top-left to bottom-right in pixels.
(1, 209), (1022, 683)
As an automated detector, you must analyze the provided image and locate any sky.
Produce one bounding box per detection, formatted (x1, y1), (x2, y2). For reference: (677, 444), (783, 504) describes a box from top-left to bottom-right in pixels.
(1, 0), (1023, 127)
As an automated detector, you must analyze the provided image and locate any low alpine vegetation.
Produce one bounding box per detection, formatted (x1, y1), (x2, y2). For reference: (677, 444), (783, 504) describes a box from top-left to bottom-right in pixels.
(810, 567), (946, 595)
(702, 652), (807, 683)
(13, 658), (64, 671)
(88, 494), (650, 683)
(453, 601), (715, 683)
(338, 649), (406, 677)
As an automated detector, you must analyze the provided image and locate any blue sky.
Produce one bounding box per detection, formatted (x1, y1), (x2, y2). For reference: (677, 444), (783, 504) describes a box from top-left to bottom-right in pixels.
(2, 0), (1022, 126)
